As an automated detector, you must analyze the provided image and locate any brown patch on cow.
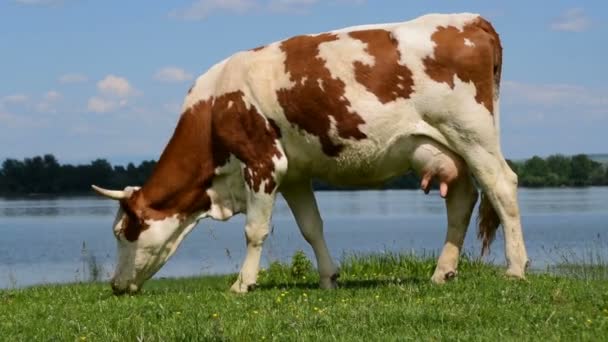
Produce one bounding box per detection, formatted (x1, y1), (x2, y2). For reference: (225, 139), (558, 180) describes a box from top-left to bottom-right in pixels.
(120, 91), (284, 240)
(212, 91), (283, 193)
(267, 118), (282, 138)
(423, 17), (502, 113)
(119, 195), (150, 242)
(120, 100), (218, 241)
(277, 33), (367, 157)
(251, 45), (265, 52)
(349, 30), (414, 103)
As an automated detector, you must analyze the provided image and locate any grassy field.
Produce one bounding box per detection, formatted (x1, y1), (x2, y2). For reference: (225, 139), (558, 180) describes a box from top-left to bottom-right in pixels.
(1, 253), (607, 341)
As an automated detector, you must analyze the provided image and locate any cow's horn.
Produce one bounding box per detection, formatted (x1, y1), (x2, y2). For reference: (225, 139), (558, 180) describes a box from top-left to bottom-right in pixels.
(91, 185), (127, 200)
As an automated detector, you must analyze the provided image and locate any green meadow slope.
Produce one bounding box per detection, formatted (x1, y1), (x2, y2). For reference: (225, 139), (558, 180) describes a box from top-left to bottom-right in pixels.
(1, 254), (607, 341)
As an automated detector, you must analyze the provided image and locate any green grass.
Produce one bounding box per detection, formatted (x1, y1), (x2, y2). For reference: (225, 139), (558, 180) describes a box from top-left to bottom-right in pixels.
(1, 253), (607, 341)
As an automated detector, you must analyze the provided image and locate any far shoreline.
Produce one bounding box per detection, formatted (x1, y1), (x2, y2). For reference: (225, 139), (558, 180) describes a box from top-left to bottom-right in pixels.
(1, 184), (607, 200)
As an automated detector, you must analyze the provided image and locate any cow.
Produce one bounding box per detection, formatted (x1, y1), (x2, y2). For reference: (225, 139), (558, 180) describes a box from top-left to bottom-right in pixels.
(93, 13), (529, 295)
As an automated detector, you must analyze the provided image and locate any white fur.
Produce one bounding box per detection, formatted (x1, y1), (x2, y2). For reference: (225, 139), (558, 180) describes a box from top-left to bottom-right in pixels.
(111, 214), (196, 292)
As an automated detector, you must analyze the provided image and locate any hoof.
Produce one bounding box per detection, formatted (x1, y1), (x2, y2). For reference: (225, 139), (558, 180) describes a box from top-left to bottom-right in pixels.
(505, 259), (529, 280)
(230, 281), (256, 293)
(320, 273), (339, 289)
(431, 270), (457, 284)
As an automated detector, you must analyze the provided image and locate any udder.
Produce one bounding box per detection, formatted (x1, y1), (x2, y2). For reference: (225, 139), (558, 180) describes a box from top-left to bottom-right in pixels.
(410, 138), (466, 198)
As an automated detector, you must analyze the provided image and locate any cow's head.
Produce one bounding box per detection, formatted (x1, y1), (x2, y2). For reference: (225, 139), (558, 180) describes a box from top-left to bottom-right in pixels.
(90, 92), (264, 294)
(92, 185), (201, 295)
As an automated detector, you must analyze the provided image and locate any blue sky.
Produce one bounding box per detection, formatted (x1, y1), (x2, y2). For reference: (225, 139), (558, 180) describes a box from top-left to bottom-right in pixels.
(0, 0), (606, 164)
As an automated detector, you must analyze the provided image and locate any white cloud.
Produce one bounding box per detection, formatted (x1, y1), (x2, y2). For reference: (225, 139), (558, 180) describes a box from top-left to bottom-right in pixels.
(87, 97), (126, 113)
(35, 102), (55, 113)
(33, 91), (62, 113)
(86, 75), (137, 113)
(502, 80), (608, 127)
(503, 81), (607, 108)
(58, 73), (88, 84)
(154, 66), (193, 83)
(2, 92), (62, 113)
(97, 75), (138, 98)
(551, 8), (591, 32)
(44, 90), (62, 101)
(1, 94), (29, 105)
(0, 106), (46, 128)
(87, 97), (112, 113)
(38, 91), (61, 112)
(170, 0), (258, 20)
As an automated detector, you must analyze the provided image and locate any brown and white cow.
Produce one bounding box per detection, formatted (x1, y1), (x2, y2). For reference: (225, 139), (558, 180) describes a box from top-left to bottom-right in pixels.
(93, 13), (529, 294)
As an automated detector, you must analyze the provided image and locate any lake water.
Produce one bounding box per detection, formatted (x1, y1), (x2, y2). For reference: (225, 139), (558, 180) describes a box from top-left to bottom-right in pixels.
(1, 188), (607, 289)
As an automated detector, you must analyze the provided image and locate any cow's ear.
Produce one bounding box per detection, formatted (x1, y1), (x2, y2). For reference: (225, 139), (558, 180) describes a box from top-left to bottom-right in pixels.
(118, 192), (148, 241)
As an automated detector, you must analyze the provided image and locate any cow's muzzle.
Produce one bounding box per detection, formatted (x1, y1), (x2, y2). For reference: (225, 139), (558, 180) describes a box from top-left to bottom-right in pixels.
(111, 281), (139, 296)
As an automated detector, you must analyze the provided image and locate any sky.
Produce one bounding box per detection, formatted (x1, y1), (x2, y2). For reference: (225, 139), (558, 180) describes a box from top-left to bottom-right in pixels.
(0, 0), (606, 164)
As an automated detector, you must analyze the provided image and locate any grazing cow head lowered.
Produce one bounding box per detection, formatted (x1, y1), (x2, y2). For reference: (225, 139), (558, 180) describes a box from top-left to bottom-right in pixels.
(93, 185), (201, 294)
(93, 96), (255, 294)
(94, 13), (529, 295)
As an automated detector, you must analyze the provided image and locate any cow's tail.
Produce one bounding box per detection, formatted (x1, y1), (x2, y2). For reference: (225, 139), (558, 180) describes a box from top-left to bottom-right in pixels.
(477, 16), (503, 255)
(478, 192), (500, 255)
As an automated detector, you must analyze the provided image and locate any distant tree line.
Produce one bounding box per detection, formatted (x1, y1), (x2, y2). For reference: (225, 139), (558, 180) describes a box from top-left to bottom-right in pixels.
(0, 154), (155, 196)
(508, 154), (608, 187)
(0, 153), (607, 196)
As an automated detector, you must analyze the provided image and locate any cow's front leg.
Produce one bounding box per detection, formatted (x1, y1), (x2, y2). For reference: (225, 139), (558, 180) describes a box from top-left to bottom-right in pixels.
(431, 174), (478, 284)
(282, 182), (339, 289)
(230, 190), (276, 293)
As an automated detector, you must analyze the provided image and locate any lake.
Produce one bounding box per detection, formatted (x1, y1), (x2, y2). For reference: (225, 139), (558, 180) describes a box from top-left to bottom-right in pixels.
(1, 188), (607, 289)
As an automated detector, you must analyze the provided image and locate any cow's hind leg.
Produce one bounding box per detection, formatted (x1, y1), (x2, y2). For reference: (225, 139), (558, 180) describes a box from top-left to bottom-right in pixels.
(282, 182), (339, 289)
(474, 151), (529, 278)
(431, 173), (478, 284)
(436, 114), (529, 278)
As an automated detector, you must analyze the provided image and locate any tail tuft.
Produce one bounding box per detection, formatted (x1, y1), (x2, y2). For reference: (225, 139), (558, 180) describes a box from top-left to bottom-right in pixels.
(477, 192), (500, 255)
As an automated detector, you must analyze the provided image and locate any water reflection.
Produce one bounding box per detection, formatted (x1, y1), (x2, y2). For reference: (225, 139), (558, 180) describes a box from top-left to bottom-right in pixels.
(3, 188), (606, 218)
(0, 198), (115, 217)
(1, 187), (607, 289)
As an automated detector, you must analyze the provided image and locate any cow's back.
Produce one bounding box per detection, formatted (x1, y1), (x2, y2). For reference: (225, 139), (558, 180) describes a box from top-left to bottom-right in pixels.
(185, 13), (501, 186)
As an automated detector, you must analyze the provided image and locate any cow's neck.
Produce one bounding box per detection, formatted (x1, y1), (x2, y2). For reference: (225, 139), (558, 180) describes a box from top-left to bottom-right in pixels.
(137, 100), (220, 219)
